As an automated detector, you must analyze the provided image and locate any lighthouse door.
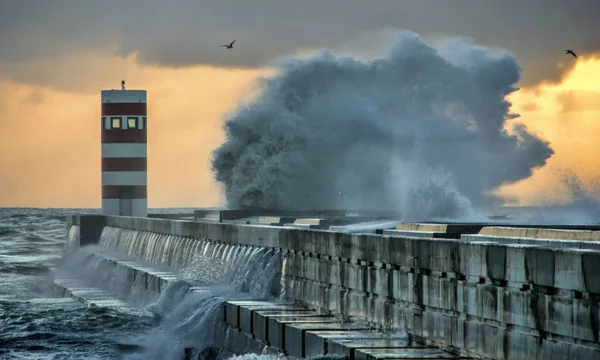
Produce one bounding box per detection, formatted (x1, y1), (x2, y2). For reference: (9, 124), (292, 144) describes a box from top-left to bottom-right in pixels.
(119, 187), (133, 216)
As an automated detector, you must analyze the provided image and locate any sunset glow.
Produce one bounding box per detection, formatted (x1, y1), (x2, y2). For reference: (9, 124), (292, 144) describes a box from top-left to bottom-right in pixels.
(0, 52), (262, 207)
(499, 56), (600, 205)
(1, 51), (599, 208)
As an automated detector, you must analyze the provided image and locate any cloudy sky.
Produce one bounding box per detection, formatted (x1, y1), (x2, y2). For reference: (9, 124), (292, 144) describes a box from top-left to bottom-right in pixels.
(1, 0), (600, 207)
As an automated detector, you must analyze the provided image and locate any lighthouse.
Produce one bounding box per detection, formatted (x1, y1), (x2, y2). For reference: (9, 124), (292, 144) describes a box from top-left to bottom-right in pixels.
(100, 81), (148, 217)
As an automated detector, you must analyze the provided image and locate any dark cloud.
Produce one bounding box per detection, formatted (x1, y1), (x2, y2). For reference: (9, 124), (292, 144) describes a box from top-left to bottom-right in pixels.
(1, 0), (600, 91)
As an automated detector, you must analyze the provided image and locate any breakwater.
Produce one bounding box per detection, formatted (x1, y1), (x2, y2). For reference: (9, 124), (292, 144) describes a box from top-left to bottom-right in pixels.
(62, 214), (600, 359)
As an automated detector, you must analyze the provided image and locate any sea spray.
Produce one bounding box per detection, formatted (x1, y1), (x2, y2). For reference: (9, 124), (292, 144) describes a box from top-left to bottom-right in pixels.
(54, 234), (284, 359)
(518, 170), (600, 225)
(54, 247), (170, 307)
(122, 248), (283, 360)
(212, 31), (554, 219)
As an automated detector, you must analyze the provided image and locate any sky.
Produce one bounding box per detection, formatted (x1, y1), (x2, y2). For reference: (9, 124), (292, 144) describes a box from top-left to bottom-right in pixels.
(1, 0), (600, 208)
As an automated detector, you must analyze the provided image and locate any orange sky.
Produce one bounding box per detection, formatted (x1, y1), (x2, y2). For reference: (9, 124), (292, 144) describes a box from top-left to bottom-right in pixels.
(0, 51), (599, 208)
(0, 51), (264, 208)
(498, 56), (600, 205)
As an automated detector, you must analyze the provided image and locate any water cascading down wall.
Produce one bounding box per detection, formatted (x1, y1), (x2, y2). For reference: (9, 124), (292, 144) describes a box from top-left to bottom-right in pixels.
(64, 216), (283, 304)
(65, 215), (600, 359)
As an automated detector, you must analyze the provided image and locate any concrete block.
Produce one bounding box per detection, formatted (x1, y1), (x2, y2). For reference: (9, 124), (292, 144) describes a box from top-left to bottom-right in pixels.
(444, 278), (459, 312)
(346, 262), (365, 293)
(437, 313), (455, 346)
(462, 282), (478, 318)
(478, 284), (501, 322)
(581, 251), (600, 294)
(376, 268), (392, 298)
(304, 330), (388, 358)
(330, 220), (397, 234)
(478, 226), (600, 242)
(459, 243), (487, 278)
(284, 322), (372, 359)
(566, 343), (600, 360)
(572, 298), (598, 342)
(284, 219), (327, 230)
(503, 289), (535, 329)
(545, 296), (575, 339)
(293, 218), (326, 226)
(554, 251), (585, 292)
(390, 302), (410, 330)
(505, 245), (528, 284)
(486, 245), (506, 281)
(463, 319), (481, 356)
(388, 237), (413, 268)
(480, 321), (503, 359)
(258, 216), (295, 226)
(283, 223), (320, 230)
(236, 225), (280, 248)
(224, 302), (239, 328)
(346, 290), (367, 318)
(354, 347), (468, 360)
(327, 338), (415, 358)
(361, 297), (378, 324)
(396, 223), (450, 232)
(238, 307), (253, 334)
(348, 234), (392, 266)
(385, 229), (446, 238)
(267, 316), (342, 351)
(402, 223), (483, 235)
(478, 226), (527, 238)
(238, 304), (307, 334)
(252, 310), (320, 343)
(525, 247), (555, 287)
(326, 260), (342, 288)
(503, 328), (539, 360)
(392, 270), (410, 303)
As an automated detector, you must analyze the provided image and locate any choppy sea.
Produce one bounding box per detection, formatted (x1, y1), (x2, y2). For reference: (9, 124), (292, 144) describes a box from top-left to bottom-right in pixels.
(0, 208), (277, 360)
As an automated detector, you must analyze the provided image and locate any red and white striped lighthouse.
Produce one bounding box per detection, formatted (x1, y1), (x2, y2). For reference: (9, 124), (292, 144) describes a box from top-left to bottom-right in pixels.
(101, 81), (148, 217)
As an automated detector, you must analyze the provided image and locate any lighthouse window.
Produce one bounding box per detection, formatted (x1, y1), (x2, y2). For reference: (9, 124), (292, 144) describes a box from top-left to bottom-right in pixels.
(103, 117), (110, 129)
(111, 117), (121, 129)
(139, 117), (146, 130)
(127, 117), (137, 129)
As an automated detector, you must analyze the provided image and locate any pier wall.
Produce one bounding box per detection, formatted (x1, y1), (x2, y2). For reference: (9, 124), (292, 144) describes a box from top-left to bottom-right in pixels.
(66, 215), (600, 359)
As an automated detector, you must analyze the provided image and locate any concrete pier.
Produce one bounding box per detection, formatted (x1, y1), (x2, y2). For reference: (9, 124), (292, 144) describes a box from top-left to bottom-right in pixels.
(223, 301), (469, 359)
(64, 213), (600, 359)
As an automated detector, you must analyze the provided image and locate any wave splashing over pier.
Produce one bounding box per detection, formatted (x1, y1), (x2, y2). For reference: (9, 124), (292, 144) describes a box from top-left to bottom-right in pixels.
(56, 226), (283, 360)
(212, 31), (553, 220)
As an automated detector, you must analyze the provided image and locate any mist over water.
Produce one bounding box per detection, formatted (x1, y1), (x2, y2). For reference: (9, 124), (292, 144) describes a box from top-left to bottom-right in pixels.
(212, 31), (554, 220)
(521, 170), (600, 225)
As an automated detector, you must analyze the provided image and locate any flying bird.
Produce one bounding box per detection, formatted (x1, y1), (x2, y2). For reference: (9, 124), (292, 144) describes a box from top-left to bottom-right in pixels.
(565, 49), (577, 58)
(220, 40), (236, 49)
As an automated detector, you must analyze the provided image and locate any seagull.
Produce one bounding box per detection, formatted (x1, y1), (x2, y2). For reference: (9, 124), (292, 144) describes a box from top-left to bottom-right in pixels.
(220, 40), (236, 49)
(565, 49), (577, 58)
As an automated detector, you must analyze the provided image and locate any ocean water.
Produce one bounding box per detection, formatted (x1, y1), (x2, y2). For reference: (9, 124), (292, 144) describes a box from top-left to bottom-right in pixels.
(0, 208), (282, 360)
(0, 208), (159, 359)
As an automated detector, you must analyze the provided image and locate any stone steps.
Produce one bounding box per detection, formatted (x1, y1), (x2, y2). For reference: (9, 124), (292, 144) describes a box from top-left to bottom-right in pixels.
(53, 276), (153, 317)
(85, 249), (180, 285)
(53, 249), (191, 313)
(223, 300), (471, 359)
